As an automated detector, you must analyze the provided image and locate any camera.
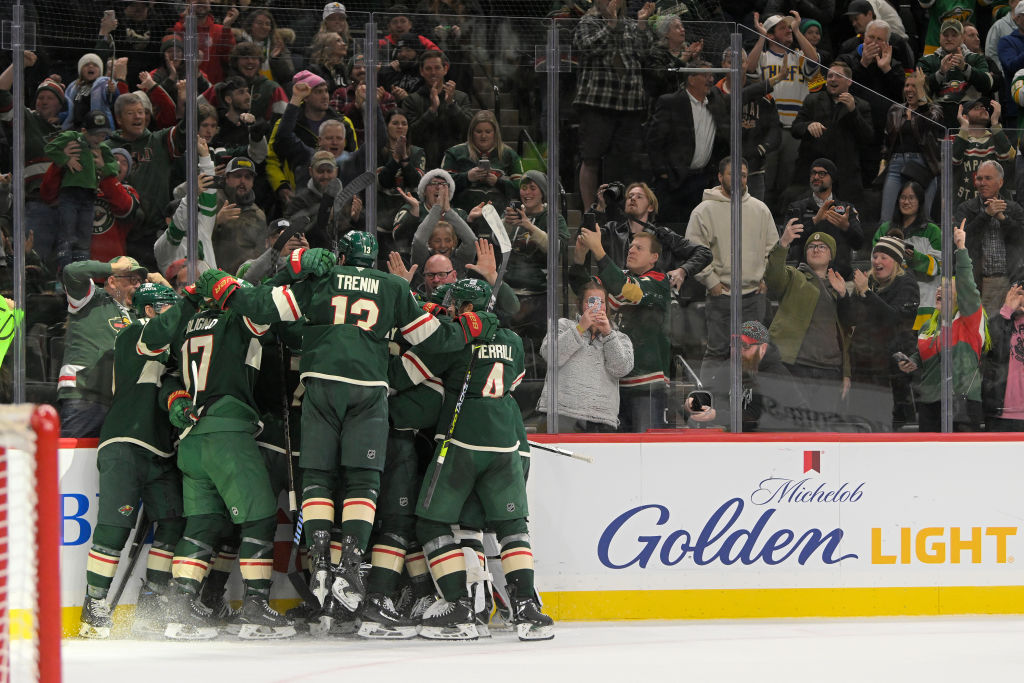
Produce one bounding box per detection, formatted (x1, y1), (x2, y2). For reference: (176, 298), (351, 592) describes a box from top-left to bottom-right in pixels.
(688, 390), (713, 412)
(601, 181), (626, 220)
(509, 200), (523, 212)
(208, 175), (226, 190)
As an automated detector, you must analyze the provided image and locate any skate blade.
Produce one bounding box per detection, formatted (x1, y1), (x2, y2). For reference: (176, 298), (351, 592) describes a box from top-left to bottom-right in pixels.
(308, 615), (332, 637)
(163, 623), (218, 640)
(419, 623), (479, 641)
(223, 623), (242, 636)
(79, 623), (111, 639)
(131, 619), (166, 637)
(489, 614), (514, 631)
(330, 579), (362, 612)
(516, 623), (555, 641)
(476, 623), (491, 638)
(237, 624), (297, 640)
(356, 621), (418, 639)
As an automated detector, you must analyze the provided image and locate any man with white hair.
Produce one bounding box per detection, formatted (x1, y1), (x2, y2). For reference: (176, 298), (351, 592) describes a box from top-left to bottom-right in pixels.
(953, 159), (1024, 314)
(839, 19), (905, 188)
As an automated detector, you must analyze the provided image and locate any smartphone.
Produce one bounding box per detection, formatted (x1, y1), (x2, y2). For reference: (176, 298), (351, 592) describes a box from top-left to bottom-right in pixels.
(478, 158), (491, 171)
(688, 391), (713, 412)
(586, 295), (603, 312)
(892, 351), (911, 364)
(509, 200), (523, 212)
(583, 212), (596, 230)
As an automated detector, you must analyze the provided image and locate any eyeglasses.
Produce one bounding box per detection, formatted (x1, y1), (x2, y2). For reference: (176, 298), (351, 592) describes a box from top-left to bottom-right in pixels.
(810, 170), (830, 178)
(427, 180), (448, 187)
(807, 243), (830, 252)
(424, 270), (454, 280)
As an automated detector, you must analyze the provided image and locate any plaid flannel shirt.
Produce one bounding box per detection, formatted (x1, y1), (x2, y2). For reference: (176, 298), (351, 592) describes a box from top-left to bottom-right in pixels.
(572, 12), (653, 112)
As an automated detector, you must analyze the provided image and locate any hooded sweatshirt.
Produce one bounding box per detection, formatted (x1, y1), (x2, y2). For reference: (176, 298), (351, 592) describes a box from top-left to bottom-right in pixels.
(685, 185), (779, 294)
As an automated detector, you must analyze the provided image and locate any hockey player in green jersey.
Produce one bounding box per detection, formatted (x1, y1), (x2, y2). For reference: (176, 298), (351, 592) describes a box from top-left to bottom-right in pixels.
(571, 226), (672, 432)
(393, 279), (554, 642)
(79, 283), (183, 639)
(195, 232), (500, 622)
(143, 261), (326, 640)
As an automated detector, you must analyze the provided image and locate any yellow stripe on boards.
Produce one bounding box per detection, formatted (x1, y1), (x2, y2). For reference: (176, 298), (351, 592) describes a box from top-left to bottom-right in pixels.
(537, 586), (1024, 621)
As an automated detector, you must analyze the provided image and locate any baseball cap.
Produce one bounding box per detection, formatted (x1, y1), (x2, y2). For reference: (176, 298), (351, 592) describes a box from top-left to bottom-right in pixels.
(762, 15), (786, 33)
(1015, 3), (1024, 16)
(311, 149), (337, 169)
(323, 2), (346, 18)
(225, 157), (256, 176)
(940, 19), (963, 35)
(965, 98), (993, 115)
(843, 0), (872, 16)
(108, 256), (148, 278)
(84, 110), (111, 134)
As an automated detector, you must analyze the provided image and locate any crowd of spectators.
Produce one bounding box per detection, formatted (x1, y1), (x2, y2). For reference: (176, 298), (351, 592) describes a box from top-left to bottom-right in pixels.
(5, 0), (1024, 434)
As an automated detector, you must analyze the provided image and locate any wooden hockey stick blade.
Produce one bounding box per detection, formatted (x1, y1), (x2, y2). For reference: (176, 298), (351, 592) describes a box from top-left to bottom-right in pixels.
(527, 440), (594, 463)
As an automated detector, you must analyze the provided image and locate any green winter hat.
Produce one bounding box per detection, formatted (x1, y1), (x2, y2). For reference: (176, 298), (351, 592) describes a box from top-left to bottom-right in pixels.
(805, 232), (836, 259)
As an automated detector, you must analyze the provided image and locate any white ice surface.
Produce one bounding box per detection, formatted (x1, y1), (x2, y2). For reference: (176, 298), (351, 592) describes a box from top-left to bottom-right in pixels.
(59, 616), (1024, 683)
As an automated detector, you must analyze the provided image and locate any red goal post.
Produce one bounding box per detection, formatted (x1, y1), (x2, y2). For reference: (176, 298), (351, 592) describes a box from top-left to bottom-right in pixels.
(0, 404), (60, 683)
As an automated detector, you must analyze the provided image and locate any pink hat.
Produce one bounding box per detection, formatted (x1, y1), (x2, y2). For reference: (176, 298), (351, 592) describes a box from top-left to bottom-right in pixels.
(292, 70), (326, 90)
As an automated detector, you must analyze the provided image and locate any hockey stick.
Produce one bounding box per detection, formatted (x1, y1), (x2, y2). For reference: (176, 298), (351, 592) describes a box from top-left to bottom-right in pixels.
(526, 440), (593, 463)
(330, 171), (376, 255)
(108, 507), (151, 609)
(423, 206), (512, 509)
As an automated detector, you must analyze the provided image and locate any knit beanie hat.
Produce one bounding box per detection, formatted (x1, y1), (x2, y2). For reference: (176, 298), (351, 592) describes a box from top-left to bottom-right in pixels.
(800, 19), (823, 35)
(293, 69), (326, 90)
(161, 34), (184, 55)
(805, 231), (837, 258)
(78, 53), (104, 76)
(110, 147), (132, 174)
(873, 234), (907, 263)
(741, 320), (770, 345)
(523, 170), (549, 201)
(810, 157), (838, 180)
(417, 168), (456, 200)
(36, 78), (65, 106)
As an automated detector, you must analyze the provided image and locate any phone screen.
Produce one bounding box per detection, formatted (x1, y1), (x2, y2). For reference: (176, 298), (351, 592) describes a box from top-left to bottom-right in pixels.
(586, 295), (603, 312)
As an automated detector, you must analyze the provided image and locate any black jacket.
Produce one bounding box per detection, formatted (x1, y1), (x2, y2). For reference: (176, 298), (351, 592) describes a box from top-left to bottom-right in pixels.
(841, 270), (920, 385)
(781, 194), (865, 279)
(953, 194), (1024, 285)
(645, 87), (729, 187)
(791, 90), (874, 199)
(594, 217), (713, 279)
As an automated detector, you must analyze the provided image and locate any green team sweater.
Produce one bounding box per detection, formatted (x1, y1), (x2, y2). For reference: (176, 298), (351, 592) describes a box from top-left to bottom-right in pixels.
(570, 255), (671, 393)
(441, 143), (524, 213)
(503, 206), (569, 294)
(230, 266), (474, 388)
(951, 126), (1013, 203)
(393, 327), (525, 451)
(44, 131), (119, 190)
(98, 320), (176, 457)
(110, 124), (186, 248)
(58, 260), (137, 404)
(0, 91), (62, 197)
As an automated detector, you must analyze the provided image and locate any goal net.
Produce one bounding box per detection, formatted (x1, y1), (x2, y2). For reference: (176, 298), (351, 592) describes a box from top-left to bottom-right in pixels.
(0, 404), (60, 683)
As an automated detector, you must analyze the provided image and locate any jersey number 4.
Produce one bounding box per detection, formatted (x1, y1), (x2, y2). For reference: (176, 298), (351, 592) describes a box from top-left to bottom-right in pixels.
(331, 295), (380, 331)
(482, 363), (504, 398)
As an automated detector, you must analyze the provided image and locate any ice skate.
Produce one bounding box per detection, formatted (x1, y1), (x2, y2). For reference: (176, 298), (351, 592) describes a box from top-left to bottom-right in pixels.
(309, 529), (332, 607)
(471, 582), (492, 638)
(199, 584), (239, 627)
(410, 592), (439, 620)
(356, 593), (418, 639)
(489, 588), (513, 631)
(309, 592), (356, 637)
(132, 581), (170, 636)
(232, 594), (296, 640)
(509, 588), (554, 641)
(329, 536), (365, 611)
(79, 595), (113, 639)
(418, 596), (479, 641)
(163, 585), (218, 640)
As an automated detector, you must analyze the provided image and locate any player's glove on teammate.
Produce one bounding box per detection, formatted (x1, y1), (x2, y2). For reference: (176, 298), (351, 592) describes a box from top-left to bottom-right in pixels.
(457, 311), (499, 343)
(197, 269), (240, 308)
(288, 247), (335, 279)
(422, 301), (447, 317)
(167, 391), (199, 429)
(182, 283), (205, 306)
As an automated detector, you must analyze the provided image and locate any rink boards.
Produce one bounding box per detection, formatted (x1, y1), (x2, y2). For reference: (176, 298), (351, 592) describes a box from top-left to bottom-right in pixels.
(37, 433), (1024, 634)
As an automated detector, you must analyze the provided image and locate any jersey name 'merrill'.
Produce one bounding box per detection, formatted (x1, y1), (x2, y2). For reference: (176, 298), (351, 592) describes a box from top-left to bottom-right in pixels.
(476, 344), (514, 361)
(334, 274), (381, 294)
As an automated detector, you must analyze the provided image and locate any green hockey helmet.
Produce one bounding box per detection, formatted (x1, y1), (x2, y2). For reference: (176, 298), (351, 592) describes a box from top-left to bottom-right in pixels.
(340, 231), (378, 267)
(132, 282), (178, 317)
(447, 278), (492, 312)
